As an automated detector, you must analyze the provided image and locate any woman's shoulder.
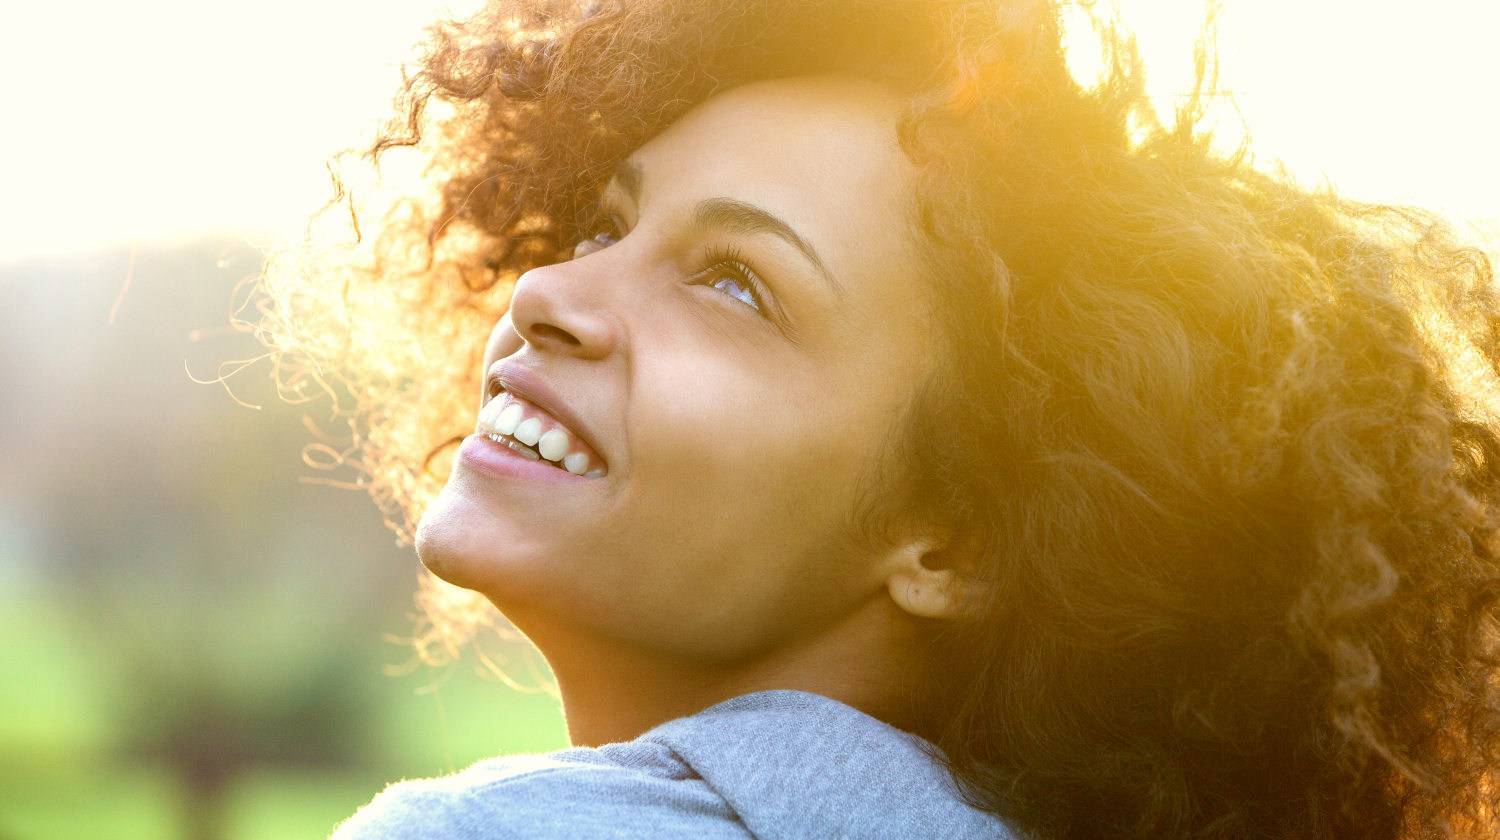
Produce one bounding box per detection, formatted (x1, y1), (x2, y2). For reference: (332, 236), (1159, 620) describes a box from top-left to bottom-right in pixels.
(330, 689), (1018, 839)
(642, 689), (1016, 839)
(328, 747), (750, 839)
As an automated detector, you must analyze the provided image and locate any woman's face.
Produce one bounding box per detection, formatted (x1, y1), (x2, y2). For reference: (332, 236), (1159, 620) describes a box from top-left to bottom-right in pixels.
(417, 74), (942, 664)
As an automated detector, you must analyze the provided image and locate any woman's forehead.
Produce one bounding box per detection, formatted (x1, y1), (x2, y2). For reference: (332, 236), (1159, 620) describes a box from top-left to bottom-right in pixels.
(628, 75), (914, 222)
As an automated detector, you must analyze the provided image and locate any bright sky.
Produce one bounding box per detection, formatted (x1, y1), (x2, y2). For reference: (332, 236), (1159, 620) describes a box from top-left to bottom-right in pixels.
(1, 0), (1495, 263)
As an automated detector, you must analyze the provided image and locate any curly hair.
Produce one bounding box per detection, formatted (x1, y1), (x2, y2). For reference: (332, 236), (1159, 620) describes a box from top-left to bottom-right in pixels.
(249, 0), (1500, 836)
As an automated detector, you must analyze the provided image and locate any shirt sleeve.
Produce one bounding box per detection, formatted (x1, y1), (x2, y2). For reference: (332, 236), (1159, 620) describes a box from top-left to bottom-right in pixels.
(327, 762), (754, 840)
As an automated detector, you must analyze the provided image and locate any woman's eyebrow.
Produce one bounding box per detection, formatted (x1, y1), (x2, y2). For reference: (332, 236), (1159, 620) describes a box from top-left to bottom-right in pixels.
(606, 156), (847, 303)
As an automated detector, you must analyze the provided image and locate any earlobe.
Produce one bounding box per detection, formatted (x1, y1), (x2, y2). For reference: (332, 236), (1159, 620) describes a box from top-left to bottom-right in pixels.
(887, 567), (970, 619)
(883, 535), (986, 620)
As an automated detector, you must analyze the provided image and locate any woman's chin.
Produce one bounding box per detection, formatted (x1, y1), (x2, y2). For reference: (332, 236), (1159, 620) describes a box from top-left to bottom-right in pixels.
(414, 482), (556, 595)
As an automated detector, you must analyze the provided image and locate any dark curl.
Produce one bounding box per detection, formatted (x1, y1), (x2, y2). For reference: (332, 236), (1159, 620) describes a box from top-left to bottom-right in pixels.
(251, 1), (1500, 837)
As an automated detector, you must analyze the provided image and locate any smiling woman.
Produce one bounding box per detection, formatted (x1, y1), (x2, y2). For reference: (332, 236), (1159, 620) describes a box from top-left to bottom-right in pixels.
(251, 1), (1500, 838)
(429, 75), (964, 725)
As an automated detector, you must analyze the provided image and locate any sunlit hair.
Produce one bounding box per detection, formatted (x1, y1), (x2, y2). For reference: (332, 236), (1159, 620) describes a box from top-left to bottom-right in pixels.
(250, 0), (1500, 836)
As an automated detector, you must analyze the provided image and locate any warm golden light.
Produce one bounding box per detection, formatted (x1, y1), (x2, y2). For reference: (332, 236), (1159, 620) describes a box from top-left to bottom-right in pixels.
(0, 0), (1494, 262)
(1063, 1), (1499, 245)
(0, 0), (482, 261)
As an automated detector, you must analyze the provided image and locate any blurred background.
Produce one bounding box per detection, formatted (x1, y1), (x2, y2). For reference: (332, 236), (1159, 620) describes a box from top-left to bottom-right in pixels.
(1, 1), (1495, 838)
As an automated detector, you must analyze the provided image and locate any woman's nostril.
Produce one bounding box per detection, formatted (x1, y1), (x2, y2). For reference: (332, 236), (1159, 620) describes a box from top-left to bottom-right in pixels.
(531, 323), (581, 346)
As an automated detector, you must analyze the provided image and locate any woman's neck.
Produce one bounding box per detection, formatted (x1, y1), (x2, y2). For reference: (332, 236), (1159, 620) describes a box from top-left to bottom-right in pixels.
(520, 595), (933, 748)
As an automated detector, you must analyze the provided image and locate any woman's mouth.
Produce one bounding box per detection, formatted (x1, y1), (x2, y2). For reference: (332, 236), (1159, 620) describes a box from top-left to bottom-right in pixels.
(474, 390), (607, 478)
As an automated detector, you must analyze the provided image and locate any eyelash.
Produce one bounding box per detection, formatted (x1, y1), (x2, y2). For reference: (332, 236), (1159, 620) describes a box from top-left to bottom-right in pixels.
(579, 209), (774, 320)
(697, 242), (771, 317)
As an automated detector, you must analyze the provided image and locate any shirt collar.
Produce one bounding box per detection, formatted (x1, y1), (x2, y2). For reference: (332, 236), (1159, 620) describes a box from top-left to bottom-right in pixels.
(635, 688), (1016, 840)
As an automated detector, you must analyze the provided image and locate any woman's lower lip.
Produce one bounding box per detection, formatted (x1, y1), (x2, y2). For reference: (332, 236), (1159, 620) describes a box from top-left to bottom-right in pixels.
(457, 433), (597, 483)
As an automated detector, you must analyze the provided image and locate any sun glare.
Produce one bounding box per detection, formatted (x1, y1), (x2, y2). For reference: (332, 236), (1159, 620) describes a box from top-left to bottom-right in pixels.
(0, 0), (1494, 263)
(1064, 1), (1499, 245)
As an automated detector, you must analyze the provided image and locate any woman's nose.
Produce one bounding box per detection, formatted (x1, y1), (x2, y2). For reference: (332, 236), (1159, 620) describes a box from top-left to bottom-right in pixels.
(505, 261), (620, 360)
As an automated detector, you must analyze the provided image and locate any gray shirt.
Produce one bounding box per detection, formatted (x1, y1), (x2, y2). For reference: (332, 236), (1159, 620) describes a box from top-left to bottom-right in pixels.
(329, 688), (1017, 839)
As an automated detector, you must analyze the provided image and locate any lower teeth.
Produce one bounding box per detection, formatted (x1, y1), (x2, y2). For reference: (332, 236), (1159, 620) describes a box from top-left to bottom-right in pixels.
(489, 433), (562, 468)
(484, 432), (606, 476)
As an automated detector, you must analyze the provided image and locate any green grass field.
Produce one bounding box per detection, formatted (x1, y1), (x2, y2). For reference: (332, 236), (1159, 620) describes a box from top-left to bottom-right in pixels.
(0, 597), (570, 840)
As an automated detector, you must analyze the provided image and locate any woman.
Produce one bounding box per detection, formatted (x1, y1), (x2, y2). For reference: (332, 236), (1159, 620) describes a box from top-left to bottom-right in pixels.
(255, 0), (1500, 837)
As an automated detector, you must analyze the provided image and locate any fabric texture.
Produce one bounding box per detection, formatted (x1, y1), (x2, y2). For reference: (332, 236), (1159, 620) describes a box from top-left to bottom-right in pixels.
(328, 688), (1017, 839)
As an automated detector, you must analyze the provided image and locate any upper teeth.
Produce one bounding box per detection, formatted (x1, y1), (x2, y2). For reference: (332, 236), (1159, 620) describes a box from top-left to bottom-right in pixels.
(478, 392), (606, 478)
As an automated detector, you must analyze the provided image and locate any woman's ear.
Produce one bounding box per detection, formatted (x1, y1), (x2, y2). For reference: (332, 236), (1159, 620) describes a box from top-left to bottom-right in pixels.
(882, 529), (988, 621)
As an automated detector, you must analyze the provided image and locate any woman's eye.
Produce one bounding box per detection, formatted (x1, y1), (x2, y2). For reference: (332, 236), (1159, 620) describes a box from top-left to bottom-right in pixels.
(570, 208), (774, 324)
(694, 243), (775, 321)
(571, 219), (621, 260)
(702, 266), (764, 315)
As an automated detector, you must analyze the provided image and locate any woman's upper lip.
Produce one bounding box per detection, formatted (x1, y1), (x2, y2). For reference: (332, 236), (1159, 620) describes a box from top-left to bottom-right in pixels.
(488, 361), (608, 466)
